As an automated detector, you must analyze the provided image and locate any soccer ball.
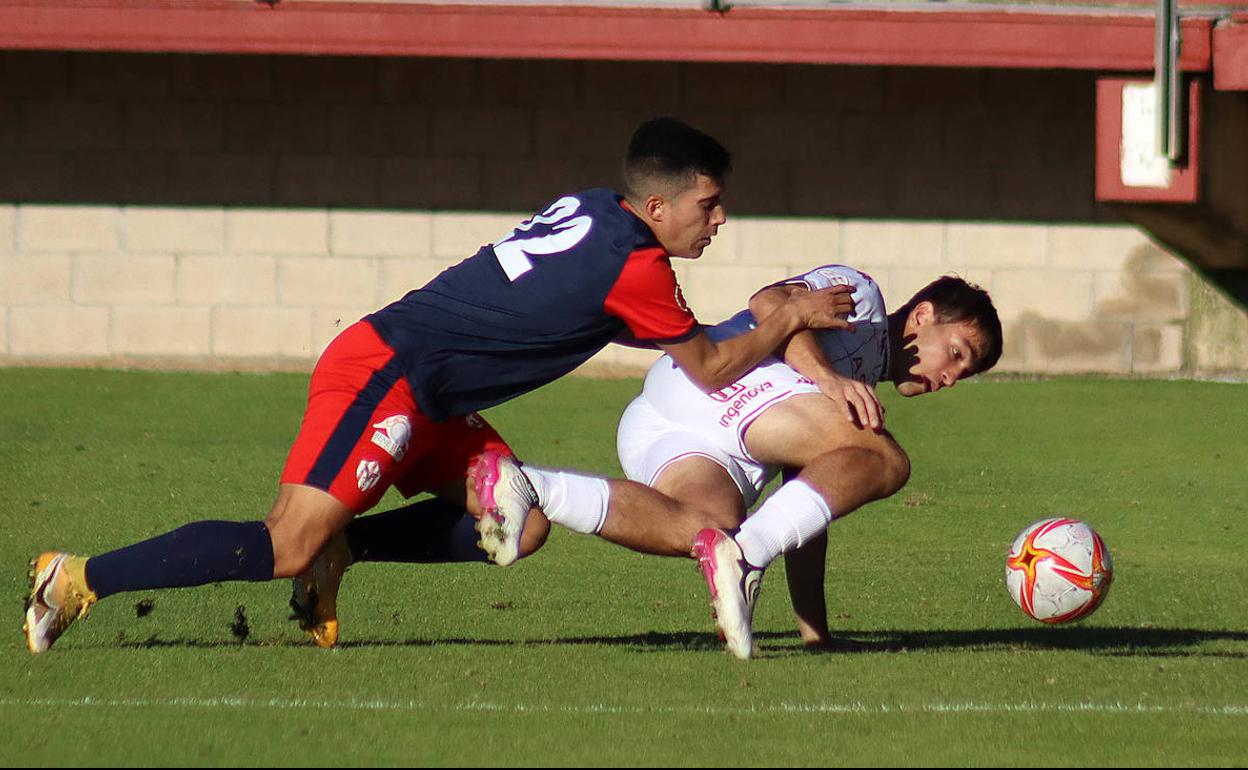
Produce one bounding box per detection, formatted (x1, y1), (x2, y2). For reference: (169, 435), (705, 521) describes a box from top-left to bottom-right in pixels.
(1005, 518), (1113, 624)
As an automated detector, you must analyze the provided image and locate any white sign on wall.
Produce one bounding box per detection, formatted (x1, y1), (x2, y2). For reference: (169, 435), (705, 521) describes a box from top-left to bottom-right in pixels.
(1120, 82), (1172, 189)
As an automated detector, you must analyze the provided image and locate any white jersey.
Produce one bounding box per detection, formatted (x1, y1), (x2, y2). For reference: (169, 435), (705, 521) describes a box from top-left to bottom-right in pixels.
(617, 265), (889, 507)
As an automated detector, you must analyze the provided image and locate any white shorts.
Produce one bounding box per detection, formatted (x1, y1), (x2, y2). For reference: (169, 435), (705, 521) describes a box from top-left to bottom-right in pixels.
(616, 355), (822, 509)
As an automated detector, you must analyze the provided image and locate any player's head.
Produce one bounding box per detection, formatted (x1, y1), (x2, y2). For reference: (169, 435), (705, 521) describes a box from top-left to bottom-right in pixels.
(890, 276), (1003, 397)
(622, 117), (732, 260)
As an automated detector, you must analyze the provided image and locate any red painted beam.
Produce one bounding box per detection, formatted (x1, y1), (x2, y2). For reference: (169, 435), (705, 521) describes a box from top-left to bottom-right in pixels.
(0, 0), (1216, 72)
(1214, 17), (1248, 89)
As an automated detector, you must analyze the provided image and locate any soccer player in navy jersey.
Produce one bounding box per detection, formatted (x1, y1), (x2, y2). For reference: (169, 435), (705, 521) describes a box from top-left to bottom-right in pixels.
(289, 270), (1001, 653)
(23, 116), (857, 654)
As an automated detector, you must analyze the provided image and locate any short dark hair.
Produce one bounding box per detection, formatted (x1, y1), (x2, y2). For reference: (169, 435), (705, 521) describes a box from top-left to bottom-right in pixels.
(622, 116), (732, 200)
(898, 276), (1003, 375)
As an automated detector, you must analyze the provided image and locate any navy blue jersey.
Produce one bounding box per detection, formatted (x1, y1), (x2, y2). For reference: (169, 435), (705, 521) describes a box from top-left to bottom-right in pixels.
(367, 189), (700, 421)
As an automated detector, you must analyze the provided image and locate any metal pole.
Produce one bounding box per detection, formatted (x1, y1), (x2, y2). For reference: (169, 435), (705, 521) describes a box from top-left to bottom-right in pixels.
(1154, 0), (1183, 161)
(1167, 3), (1183, 162)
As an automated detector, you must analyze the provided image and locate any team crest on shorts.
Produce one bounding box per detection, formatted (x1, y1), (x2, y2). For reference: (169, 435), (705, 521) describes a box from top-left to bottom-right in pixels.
(356, 459), (381, 493)
(370, 415), (412, 461)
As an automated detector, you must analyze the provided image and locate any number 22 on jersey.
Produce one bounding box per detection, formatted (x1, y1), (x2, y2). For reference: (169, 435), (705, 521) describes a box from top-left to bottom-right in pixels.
(493, 196), (593, 281)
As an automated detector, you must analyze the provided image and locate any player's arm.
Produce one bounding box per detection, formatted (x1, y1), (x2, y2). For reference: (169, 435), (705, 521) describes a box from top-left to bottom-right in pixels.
(658, 286), (855, 393)
(750, 284), (884, 431)
(783, 529), (833, 648)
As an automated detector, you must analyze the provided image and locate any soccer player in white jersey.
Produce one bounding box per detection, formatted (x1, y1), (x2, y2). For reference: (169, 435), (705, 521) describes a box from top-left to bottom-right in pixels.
(502, 266), (1002, 658)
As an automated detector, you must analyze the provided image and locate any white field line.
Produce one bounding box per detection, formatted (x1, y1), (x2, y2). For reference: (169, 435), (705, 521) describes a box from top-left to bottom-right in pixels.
(1, 696), (1247, 717)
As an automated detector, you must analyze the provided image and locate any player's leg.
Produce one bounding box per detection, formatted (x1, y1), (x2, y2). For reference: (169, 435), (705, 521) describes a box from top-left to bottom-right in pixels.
(690, 394), (910, 659)
(272, 321), (450, 648)
(344, 497), (489, 565)
(344, 477), (549, 565)
(598, 456), (745, 556)
(782, 530), (831, 648)
(24, 483), (347, 655)
(476, 452), (746, 561)
(733, 394), (911, 571)
(291, 413), (549, 646)
(265, 484), (356, 577)
(356, 413), (549, 567)
(288, 493), (482, 649)
(595, 395), (756, 556)
(475, 395), (752, 563)
(22, 321), (410, 654)
(25, 515), (282, 654)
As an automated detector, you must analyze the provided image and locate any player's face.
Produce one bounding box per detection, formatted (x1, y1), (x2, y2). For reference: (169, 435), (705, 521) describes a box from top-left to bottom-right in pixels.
(894, 302), (983, 397)
(654, 174), (726, 259)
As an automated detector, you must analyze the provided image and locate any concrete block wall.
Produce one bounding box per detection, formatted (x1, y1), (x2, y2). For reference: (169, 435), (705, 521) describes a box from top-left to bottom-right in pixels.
(0, 202), (1197, 375)
(0, 51), (1241, 375)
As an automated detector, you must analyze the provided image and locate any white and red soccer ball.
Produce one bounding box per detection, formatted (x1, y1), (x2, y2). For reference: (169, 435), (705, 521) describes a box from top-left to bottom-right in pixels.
(1005, 518), (1113, 624)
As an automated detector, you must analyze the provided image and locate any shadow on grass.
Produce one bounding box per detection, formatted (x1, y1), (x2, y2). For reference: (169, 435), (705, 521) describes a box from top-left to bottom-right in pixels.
(105, 633), (721, 652)
(752, 626), (1248, 659)
(107, 626), (1248, 658)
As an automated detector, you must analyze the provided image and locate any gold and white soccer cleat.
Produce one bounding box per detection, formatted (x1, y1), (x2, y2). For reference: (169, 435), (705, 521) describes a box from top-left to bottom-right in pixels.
(471, 451), (537, 567)
(23, 552), (97, 655)
(290, 532), (352, 648)
(691, 529), (763, 660)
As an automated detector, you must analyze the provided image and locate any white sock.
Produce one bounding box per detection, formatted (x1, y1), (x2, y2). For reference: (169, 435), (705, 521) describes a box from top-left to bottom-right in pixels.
(735, 479), (833, 569)
(522, 466), (610, 535)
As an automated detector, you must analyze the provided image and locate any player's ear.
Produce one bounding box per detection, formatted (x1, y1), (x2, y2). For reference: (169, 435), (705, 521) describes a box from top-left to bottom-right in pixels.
(644, 193), (665, 222)
(910, 300), (936, 327)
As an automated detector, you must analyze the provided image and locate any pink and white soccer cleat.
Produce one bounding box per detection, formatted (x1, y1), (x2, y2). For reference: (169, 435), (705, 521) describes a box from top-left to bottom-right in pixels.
(471, 451), (537, 567)
(691, 528), (763, 660)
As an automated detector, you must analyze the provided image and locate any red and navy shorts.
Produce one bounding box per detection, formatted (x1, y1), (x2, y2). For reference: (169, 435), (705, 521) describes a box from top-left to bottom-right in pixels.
(280, 321), (513, 513)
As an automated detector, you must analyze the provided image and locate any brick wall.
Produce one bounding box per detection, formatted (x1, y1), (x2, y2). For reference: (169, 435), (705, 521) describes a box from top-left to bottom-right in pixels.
(0, 51), (1242, 375)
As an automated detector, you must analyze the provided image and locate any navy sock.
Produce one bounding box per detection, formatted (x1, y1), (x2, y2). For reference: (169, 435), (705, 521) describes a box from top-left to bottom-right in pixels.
(85, 520), (275, 600)
(346, 498), (488, 564)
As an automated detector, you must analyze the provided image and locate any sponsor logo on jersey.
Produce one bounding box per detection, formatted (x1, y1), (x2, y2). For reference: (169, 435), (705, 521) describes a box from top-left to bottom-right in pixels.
(465, 412), (486, 429)
(717, 381), (776, 428)
(709, 382), (746, 403)
(356, 459), (381, 493)
(370, 415), (412, 461)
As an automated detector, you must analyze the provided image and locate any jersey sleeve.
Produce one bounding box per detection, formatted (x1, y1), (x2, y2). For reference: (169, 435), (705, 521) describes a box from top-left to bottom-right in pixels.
(603, 247), (699, 344)
(780, 264), (887, 326)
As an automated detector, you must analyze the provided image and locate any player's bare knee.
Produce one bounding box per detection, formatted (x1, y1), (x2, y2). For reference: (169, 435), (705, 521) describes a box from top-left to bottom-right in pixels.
(264, 484), (354, 577)
(877, 441), (911, 496)
(266, 527), (321, 577)
(265, 518), (335, 578)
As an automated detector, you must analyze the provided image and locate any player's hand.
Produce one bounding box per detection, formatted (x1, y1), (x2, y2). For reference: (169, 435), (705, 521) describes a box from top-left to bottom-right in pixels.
(789, 285), (855, 331)
(816, 369), (884, 431)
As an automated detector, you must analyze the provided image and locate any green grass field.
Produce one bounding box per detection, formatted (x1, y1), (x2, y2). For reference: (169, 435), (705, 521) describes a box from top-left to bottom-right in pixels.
(2, 369), (1246, 766)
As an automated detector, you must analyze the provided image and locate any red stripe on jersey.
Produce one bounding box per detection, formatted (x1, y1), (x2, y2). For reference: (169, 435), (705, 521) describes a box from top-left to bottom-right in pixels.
(603, 246), (698, 342)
